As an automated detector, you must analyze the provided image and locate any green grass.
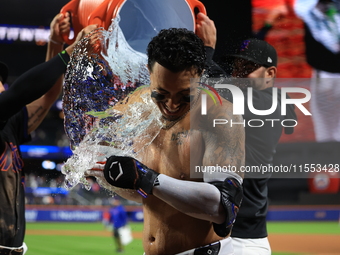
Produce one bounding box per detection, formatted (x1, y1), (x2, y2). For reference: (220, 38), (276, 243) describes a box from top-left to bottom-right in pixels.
(269, 221), (340, 255)
(25, 222), (144, 255)
(268, 221), (340, 234)
(25, 235), (143, 255)
(25, 221), (340, 255)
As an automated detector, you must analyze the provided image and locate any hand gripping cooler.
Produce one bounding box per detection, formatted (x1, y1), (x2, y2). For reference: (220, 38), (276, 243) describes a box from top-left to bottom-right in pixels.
(60, 0), (106, 45)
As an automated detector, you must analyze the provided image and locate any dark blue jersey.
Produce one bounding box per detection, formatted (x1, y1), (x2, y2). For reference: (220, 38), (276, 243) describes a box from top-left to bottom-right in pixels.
(109, 204), (128, 229)
(0, 108), (30, 247)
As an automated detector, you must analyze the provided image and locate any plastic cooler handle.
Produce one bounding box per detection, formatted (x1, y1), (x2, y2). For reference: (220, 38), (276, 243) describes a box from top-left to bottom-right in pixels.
(186, 0), (207, 31)
(187, 0), (206, 14)
(60, 0), (85, 45)
(60, 0), (82, 45)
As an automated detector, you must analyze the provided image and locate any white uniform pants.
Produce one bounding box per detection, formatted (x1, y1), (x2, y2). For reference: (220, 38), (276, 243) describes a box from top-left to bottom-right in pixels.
(232, 237), (271, 255)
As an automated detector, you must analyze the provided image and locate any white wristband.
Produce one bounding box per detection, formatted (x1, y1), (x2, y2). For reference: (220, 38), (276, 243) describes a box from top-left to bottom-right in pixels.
(49, 36), (64, 45)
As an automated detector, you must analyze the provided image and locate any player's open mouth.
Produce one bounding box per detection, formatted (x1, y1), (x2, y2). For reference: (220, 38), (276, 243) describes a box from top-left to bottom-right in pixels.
(161, 103), (187, 121)
(163, 103), (181, 115)
(165, 107), (180, 114)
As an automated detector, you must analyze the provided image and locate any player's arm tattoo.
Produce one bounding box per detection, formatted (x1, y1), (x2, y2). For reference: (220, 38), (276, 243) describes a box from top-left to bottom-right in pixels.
(27, 106), (48, 131)
(204, 107), (245, 177)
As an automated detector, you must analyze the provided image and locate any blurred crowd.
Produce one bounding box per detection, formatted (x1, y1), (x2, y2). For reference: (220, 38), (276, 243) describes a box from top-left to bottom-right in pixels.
(24, 172), (131, 206)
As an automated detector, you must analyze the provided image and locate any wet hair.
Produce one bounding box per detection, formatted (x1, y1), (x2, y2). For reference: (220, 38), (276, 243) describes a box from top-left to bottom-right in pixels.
(147, 28), (206, 75)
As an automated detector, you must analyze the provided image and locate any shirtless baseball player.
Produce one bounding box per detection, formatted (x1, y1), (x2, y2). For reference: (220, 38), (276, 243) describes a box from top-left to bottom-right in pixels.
(86, 28), (245, 255)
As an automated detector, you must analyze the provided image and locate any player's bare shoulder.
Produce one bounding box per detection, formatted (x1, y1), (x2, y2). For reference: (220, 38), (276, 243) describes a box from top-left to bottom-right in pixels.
(213, 97), (236, 121)
(192, 94), (245, 173)
(115, 85), (150, 107)
(192, 94), (242, 130)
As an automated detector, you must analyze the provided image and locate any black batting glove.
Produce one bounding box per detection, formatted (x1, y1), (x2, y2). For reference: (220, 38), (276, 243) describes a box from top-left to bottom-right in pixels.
(103, 155), (159, 198)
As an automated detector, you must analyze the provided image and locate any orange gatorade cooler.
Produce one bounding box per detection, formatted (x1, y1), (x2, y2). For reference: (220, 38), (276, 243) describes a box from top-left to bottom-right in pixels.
(61, 0), (206, 50)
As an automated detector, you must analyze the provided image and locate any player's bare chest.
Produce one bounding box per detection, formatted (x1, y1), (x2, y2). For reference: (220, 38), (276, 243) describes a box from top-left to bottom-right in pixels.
(142, 128), (204, 179)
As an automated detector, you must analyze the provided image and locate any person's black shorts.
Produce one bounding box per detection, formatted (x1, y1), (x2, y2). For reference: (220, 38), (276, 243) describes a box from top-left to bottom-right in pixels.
(113, 227), (119, 238)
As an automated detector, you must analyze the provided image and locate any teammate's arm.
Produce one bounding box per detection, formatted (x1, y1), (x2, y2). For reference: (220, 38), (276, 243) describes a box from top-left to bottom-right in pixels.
(26, 24), (97, 134)
(0, 14), (71, 124)
(25, 13), (70, 133)
(195, 12), (226, 78)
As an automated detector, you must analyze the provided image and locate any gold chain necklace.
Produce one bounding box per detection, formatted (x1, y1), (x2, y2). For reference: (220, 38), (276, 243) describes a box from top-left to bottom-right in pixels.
(161, 89), (201, 130)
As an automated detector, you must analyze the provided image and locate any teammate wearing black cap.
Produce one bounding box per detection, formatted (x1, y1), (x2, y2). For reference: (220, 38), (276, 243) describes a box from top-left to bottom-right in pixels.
(227, 37), (296, 255)
(196, 13), (297, 254)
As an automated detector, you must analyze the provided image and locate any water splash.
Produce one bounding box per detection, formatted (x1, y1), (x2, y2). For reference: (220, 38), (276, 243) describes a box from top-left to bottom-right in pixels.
(63, 15), (149, 149)
(62, 91), (163, 191)
(61, 16), (162, 191)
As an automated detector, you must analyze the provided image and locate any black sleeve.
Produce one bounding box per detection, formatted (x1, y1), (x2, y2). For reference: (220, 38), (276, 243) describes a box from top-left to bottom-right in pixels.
(0, 137), (4, 154)
(204, 46), (227, 78)
(277, 89), (297, 135)
(284, 101), (297, 135)
(0, 52), (70, 123)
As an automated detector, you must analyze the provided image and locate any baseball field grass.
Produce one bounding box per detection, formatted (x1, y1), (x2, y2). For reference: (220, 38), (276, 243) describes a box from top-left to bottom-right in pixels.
(24, 221), (340, 255)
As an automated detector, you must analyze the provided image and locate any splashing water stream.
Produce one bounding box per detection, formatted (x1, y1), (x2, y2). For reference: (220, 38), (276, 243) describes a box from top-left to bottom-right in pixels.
(61, 16), (163, 192)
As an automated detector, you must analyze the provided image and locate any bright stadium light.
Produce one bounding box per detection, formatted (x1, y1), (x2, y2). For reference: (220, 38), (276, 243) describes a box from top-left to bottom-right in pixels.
(42, 160), (56, 170)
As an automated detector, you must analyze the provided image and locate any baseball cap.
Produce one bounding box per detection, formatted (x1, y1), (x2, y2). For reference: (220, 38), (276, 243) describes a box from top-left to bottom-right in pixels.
(0, 61), (9, 83)
(228, 38), (277, 67)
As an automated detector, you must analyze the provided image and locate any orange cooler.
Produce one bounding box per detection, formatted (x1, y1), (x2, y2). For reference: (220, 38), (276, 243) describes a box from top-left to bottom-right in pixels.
(61, 0), (206, 50)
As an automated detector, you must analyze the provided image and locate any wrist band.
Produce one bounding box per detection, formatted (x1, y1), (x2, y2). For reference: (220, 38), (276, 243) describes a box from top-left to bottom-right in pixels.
(49, 36), (64, 45)
(58, 50), (70, 66)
